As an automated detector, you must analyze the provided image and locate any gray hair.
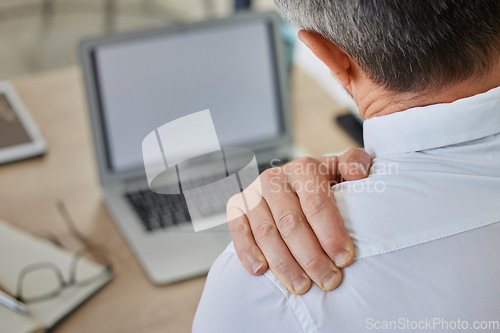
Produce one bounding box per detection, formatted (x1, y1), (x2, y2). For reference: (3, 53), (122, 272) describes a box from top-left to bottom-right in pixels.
(275, 0), (500, 92)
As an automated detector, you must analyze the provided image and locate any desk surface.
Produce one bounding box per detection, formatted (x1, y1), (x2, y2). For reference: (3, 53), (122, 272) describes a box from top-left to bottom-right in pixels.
(0, 66), (357, 332)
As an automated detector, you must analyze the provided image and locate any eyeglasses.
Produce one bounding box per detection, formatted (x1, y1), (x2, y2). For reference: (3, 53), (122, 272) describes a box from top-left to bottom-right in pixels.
(8, 201), (113, 304)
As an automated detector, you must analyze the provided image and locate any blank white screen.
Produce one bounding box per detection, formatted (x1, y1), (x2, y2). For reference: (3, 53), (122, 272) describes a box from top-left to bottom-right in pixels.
(94, 19), (282, 172)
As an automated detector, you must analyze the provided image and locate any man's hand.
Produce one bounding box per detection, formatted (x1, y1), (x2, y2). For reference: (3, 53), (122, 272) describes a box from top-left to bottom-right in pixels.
(227, 148), (372, 294)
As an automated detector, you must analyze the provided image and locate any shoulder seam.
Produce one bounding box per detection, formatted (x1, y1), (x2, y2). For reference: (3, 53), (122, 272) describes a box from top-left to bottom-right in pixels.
(263, 271), (319, 333)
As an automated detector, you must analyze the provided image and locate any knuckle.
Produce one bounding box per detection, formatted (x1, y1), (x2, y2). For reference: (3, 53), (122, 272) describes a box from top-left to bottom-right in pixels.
(260, 167), (281, 184)
(293, 156), (316, 166)
(287, 157), (318, 173)
(285, 157), (325, 179)
(253, 222), (277, 243)
(271, 257), (290, 274)
(277, 212), (304, 238)
(321, 237), (339, 255)
(322, 233), (351, 254)
(302, 255), (325, 273)
(228, 220), (249, 235)
(302, 193), (327, 219)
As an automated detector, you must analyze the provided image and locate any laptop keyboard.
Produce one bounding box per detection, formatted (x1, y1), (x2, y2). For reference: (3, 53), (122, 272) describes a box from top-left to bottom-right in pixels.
(125, 159), (289, 232)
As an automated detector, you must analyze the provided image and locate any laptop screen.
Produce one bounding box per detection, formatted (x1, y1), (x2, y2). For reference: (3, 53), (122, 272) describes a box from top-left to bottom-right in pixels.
(91, 18), (284, 173)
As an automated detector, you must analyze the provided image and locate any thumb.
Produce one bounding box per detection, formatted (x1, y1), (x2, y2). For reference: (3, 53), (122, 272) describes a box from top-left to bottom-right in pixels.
(338, 148), (372, 181)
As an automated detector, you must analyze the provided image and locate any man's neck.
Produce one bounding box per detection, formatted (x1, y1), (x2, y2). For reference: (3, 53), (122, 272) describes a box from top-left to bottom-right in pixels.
(357, 63), (500, 119)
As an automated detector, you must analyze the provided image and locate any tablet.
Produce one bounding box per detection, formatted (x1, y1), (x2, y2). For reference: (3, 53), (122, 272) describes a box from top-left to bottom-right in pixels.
(0, 82), (47, 164)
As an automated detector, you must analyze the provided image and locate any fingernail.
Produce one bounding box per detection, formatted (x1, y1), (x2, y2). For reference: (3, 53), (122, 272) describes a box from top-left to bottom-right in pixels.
(322, 271), (338, 290)
(247, 255), (264, 274)
(251, 261), (264, 274)
(292, 276), (308, 293)
(334, 250), (351, 267)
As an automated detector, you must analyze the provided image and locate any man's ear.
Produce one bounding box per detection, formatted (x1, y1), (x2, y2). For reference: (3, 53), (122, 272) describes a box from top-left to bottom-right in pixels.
(298, 30), (353, 88)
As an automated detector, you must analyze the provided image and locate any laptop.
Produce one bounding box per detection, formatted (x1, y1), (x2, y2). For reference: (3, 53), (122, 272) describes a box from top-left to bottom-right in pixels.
(79, 12), (301, 285)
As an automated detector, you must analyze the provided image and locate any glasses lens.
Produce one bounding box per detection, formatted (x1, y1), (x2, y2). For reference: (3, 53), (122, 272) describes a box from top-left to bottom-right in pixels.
(73, 248), (109, 285)
(20, 266), (63, 302)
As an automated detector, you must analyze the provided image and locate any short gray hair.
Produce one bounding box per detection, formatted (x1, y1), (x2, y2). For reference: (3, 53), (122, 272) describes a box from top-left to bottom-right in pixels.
(275, 0), (500, 92)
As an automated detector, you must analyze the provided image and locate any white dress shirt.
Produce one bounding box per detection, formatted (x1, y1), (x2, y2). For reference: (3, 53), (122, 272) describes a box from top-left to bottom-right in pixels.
(193, 86), (500, 333)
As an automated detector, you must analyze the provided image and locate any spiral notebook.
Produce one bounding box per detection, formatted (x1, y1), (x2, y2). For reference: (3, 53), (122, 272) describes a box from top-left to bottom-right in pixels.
(0, 219), (112, 333)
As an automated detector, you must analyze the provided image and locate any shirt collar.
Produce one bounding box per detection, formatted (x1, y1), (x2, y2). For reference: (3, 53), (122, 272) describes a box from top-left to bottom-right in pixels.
(363, 86), (500, 156)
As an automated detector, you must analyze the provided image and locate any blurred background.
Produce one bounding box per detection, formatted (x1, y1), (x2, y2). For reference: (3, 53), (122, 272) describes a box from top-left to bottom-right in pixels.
(0, 0), (276, 79)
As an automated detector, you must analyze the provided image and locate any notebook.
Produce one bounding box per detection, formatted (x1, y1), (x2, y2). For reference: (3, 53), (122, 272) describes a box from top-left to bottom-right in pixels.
(0, 219), (112, 333)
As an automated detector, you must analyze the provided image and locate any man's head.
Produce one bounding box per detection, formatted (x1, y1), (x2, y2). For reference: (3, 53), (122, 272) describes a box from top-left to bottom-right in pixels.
(275, 0), (500, 117)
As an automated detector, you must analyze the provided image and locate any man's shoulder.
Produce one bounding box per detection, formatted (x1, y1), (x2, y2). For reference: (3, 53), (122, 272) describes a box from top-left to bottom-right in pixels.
(193, 242), (304, 333)
(333, 152), (500, 259)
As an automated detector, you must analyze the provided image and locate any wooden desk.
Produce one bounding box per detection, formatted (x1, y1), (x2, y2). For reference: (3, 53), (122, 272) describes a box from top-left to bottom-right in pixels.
(0, 66), (357, 332)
